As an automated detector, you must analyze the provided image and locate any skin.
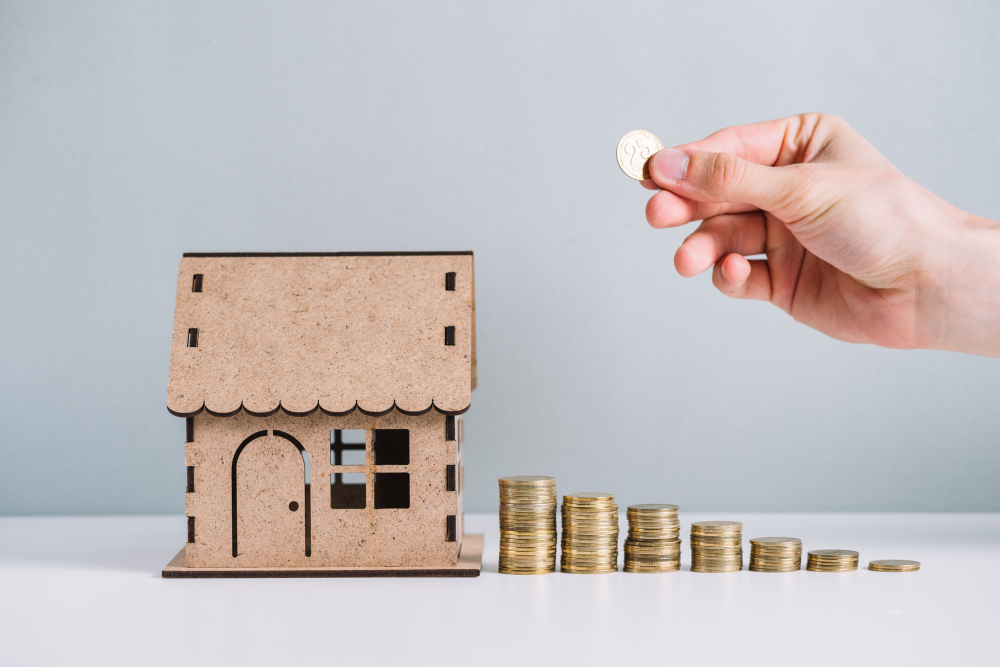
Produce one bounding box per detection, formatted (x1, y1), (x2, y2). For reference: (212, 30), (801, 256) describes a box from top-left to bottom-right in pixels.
(641, 113), (1000, 358)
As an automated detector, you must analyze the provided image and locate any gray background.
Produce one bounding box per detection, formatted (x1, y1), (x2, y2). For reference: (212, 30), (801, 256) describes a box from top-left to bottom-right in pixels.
(2, 0), (998, 516)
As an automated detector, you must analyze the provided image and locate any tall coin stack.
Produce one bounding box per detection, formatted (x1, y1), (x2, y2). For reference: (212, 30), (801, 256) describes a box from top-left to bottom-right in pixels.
(748, 537), (802, 572)
(806, 549), (859, 572)
(560, 492), (619, 574)
(623, 504), (681, 573)
(498, 476), (557, 575)
(690, 521), (743, 572)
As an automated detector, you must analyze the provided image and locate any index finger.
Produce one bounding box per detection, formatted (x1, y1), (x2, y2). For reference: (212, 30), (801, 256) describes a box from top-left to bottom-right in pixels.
(673, 115), (807, 167)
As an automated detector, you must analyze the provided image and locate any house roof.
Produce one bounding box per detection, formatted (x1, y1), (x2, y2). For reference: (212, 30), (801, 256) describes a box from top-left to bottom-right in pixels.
(166, 252), (476, 417)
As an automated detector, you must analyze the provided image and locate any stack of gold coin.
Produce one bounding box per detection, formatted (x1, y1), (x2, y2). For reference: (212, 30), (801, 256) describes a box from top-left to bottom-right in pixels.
(868, 559), (920, 573)
(624, 504), (681, 573)
(560, 492), (619, 574)
(806, 549), (859, 572)
(690, 521), (743, 572)
(498, 476), (557, 575)
(748, 537), (802, 572)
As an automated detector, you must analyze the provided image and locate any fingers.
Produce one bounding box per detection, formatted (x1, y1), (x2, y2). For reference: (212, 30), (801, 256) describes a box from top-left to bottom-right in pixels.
(673, 113), (834, 167)
(674, 212), (767, 277)
(649, 148), (807, 219)
(712, 256), (772, 301)
(646, 188), (757, 228)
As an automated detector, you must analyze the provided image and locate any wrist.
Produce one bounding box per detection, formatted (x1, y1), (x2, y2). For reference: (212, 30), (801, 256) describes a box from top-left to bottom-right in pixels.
(916, 210), (1000, 357)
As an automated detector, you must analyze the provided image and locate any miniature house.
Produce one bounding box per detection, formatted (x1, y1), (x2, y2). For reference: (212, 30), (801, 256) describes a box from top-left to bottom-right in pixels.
(162, 252), (481, 577)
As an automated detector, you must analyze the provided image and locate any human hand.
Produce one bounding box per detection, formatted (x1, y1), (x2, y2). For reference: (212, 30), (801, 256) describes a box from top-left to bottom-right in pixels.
(643, 113), (1000, 357)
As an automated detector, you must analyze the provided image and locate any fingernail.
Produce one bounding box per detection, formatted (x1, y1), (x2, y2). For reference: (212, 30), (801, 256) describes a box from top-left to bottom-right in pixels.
(720, 262), (729, 281)
(652, 149), (690, 182)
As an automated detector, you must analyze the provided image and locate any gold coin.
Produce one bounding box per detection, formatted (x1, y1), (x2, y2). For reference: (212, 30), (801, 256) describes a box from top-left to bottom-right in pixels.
(750, 537), (801, 546)
(564, 491), (615, 500)
(627, 504), (678, 512)
(868, 560), (920, 572)
(691, 521), (742, 531)
(616, 130), (664, 180)
(499, 475), (555, 484)
(808, 550), (858, 558)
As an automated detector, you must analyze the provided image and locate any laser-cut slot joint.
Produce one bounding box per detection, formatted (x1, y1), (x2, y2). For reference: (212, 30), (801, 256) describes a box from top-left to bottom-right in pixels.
(186, 417), (194, 443)
(446, 515), (457, 542)
(187, 517), (195, 543)
(444, 326), (455, 346)
(446, 415), (456, 441)
(446, 465), (456, 492)
(192, 274), (203, 292)
(187, 328), (199, 347)
(186, 466), (194, 493)
(445, 272), (456, 291)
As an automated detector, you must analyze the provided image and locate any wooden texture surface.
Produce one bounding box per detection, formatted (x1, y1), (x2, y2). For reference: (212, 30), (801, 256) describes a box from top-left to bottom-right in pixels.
(185, 410), (461, 568)
(235, 434), (307, 563)
(167, 253), (475, 416)
(163, 534), (483, 578)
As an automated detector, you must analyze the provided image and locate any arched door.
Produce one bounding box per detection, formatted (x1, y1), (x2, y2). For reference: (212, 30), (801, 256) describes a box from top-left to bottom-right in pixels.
(232, 430), (311, 563)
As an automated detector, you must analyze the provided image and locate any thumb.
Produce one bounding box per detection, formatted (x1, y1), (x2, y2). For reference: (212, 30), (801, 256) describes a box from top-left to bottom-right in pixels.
(650, 148), (802, 215)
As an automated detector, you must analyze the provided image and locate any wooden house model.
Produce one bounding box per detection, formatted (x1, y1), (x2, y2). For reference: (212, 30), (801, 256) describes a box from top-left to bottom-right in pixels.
(161, 251), (482, 577)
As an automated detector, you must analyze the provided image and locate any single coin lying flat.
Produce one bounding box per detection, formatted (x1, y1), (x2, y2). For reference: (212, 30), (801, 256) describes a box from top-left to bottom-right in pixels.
(617, 130), (663, 180)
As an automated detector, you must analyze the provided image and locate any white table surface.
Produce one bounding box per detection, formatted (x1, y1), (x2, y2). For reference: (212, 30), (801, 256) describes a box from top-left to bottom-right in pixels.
(1, 512), (997, 666)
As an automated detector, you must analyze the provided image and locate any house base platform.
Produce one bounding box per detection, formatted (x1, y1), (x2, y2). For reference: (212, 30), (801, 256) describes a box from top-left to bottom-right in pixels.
(162, 534), (484, 578)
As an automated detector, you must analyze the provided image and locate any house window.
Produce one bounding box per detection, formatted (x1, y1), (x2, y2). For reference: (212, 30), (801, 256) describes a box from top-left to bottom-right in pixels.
(444, 326), (455, 346)
(192, 274), (203, 292)
(445, 272), (456, 291)
(374, 429), (408, 465)
(331, 429), (366, 465)
(373, 429), (409, 508)
(187, 328), (199, 347)
(374, 473), (409, 509)
(330, 429), (366, 509)
(330, 472), (366, 509)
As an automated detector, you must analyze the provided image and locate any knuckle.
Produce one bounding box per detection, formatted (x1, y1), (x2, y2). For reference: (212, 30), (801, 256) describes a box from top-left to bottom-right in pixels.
(707, 152), (746, 197)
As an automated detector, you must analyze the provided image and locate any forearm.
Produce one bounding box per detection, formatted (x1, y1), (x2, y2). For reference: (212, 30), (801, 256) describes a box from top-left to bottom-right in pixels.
(917, 212), (1000, 357)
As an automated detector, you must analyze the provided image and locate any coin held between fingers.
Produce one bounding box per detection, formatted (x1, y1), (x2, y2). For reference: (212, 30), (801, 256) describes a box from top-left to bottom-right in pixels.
(617, 130), (663, 180)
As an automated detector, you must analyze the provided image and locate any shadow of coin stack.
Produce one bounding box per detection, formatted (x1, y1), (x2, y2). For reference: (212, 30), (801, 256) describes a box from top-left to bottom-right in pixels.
(690, 521), (743, 572)
(806, 549), (859, 572)
(560, 492), (619, 574)
(749, 537), (802, 572)
(623, 504), (681, 573)
(498, 476), (557, 575)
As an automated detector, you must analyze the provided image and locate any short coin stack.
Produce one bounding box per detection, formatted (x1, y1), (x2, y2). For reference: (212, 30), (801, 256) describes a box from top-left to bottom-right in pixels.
(624, 504), (681, 573)
(806, 549), (859, 572)
(498, 476), (557, 575)
(868, 559), (920, 573)
(690, 521), (743, 572)
(749, 537), (802, 572)
(560, 492), (619, 574)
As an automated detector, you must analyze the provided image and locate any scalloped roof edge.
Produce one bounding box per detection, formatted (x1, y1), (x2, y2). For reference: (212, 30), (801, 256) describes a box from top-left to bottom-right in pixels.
(167, 399), (471, 419)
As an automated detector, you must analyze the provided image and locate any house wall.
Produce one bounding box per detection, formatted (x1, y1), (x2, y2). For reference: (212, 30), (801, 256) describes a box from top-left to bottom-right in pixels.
(184, 409), (462, 568)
